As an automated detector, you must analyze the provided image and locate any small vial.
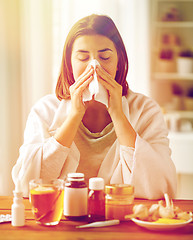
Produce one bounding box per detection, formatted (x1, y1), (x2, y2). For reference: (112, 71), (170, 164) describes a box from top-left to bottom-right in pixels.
(64, 173), (88, 220)
(11, 191), (25, 226)
(88, 177), (105, 222)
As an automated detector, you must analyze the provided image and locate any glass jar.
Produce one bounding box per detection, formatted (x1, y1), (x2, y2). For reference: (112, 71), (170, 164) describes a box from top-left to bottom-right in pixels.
(105, 184), (134, 221)
(63, 173), (88, 220)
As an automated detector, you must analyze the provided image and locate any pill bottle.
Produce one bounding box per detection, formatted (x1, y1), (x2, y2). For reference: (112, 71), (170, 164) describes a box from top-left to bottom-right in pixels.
(88, 177), (105, 222)
(105, 184), (134, 221)
(64, 173), (88, 220)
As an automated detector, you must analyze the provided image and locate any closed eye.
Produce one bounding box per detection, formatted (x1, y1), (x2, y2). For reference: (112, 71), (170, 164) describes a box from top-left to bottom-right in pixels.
(99, 53), (111, 60)
(100, 56), (110, 60)
(98, 48), (112, 61)
(78, 56), (89, 61)
(77, 53), (89, 61)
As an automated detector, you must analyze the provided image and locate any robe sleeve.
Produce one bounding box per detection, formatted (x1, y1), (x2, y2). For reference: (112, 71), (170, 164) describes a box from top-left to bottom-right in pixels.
(106, 97), (177, 200)
(12, 97), (80, 197)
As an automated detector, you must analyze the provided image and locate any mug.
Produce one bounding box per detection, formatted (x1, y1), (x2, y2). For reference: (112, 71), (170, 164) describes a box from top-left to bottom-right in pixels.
(29, 179), (64, 225)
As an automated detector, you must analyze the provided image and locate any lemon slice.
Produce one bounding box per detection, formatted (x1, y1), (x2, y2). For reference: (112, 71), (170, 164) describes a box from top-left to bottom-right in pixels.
(30, 186), (55, 194)
(154, 218), (186, 224)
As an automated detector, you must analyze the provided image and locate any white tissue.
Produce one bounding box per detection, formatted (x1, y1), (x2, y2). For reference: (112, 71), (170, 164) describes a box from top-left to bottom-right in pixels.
(82, 60), (108, 108)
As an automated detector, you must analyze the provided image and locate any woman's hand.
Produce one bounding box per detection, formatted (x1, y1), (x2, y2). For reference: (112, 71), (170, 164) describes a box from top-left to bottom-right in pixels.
(96, 65), (123, 117)
(69, 65), (94, 118)
(54, 66), (94, 148)
(96, 65), (136, 148)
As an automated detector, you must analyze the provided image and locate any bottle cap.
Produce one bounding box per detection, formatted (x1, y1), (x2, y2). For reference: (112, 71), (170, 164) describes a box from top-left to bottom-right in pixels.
(105, 184), (134, 195)
(67, 173), (84, 181)
(89, 177), (104, 190)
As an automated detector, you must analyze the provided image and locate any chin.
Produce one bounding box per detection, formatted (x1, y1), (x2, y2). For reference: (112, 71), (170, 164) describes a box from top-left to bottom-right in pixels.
(86, 100), (105, 108)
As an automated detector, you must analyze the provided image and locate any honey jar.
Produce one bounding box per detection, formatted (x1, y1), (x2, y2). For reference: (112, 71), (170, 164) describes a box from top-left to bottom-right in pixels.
(105, 184), (134, 221)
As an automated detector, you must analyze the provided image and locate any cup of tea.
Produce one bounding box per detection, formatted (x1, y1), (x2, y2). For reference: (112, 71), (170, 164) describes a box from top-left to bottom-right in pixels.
(29, 179), (64, 225)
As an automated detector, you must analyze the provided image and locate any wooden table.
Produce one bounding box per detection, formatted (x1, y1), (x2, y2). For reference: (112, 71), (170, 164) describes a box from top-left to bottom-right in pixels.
(0, 196), (193, 240)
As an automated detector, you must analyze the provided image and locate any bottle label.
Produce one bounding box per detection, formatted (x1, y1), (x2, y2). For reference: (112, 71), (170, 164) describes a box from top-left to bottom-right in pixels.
(63, 187), (88, 216)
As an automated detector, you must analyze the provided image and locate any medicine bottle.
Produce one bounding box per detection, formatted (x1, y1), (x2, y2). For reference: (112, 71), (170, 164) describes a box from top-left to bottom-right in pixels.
(64, 173), (88, 220)
(11, 191), (25, 226)
(88, 177), (105, 222)
(105, 184), (134, 221)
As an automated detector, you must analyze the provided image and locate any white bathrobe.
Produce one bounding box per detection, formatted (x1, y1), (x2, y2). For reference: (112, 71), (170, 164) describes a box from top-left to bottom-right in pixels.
(12, 90), (177, 199)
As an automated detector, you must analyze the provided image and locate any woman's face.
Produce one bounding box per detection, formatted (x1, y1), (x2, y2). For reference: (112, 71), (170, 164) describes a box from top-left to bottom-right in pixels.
(71, 34), (118, 81)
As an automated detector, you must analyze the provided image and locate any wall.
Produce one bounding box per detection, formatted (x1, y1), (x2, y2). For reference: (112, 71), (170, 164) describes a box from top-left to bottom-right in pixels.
(0, 0), (22, 195)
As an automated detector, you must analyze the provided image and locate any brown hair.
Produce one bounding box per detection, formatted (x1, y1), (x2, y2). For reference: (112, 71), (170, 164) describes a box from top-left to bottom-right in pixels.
(55, 14), (129, 100)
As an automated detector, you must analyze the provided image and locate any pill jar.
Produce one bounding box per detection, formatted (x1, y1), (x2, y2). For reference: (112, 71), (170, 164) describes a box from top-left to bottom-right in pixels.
(105, 184), (134, 221)
(64, 173), (88, 220)
(88, 177), (105, 222)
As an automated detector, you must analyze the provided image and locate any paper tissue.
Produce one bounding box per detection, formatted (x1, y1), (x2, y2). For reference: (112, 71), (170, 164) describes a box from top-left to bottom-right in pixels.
(82, 60), (108, 108)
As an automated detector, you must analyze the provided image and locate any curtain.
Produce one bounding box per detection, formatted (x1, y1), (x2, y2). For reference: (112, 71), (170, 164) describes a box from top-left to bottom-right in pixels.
(0, 0), (22, 195)
(20, 0), (53, 131)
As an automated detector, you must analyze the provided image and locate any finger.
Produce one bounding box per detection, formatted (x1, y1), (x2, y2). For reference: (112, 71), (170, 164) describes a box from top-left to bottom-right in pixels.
(96, 69), (118, 94)
(73, 67), (94, 90)
(78, 75), (94, 93)
(70, 74), (94, 95)
(70, 75), (93, 104)
(96, 67), (123, 97)
(75, 66), (93, 84)
(96, 66), (118, 88)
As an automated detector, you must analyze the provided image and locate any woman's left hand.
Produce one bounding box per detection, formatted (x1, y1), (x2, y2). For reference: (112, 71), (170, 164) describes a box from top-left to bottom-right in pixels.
(96, 65), (123, 117)
(96, 65), (136, 148)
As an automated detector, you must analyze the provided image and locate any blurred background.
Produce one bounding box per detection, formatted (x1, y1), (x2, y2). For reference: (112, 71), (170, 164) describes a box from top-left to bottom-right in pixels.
(0, 0), (193, 198)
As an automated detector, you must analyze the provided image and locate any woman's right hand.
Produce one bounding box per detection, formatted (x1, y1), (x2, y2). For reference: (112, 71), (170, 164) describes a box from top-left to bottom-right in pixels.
(69, 65), (94, 119)
(54, 66), (94, 148)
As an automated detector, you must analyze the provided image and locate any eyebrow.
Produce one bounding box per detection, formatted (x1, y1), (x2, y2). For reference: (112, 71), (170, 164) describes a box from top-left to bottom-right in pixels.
(98, 48), (113, 53)
(76, 50), (89, 53)
(76, 48), (113, 53)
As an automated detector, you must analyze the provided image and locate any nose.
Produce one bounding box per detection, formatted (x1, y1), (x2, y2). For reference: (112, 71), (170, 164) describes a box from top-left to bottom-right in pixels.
(89, 59), (100, 69)
(89, 54), (101, 65)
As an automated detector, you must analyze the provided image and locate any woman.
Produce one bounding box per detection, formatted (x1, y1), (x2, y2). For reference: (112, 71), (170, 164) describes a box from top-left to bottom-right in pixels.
(12, 14), (177, 199)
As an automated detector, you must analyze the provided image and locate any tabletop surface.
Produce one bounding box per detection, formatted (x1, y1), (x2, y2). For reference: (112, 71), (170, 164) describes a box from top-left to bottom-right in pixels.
(0, 196), (193, 240)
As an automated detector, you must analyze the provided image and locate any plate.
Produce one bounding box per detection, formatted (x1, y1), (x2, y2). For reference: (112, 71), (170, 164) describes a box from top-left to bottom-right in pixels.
(131, 217), (192, 231)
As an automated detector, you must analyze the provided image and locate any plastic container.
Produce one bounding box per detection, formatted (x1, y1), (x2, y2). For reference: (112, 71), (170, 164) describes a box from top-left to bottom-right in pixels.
(105, 184), (134, 221)
(63, 173), (88, 220)
(11, 191), (25, 226)
(177, 57), (193, 74)
(88, 177), (105, 222)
